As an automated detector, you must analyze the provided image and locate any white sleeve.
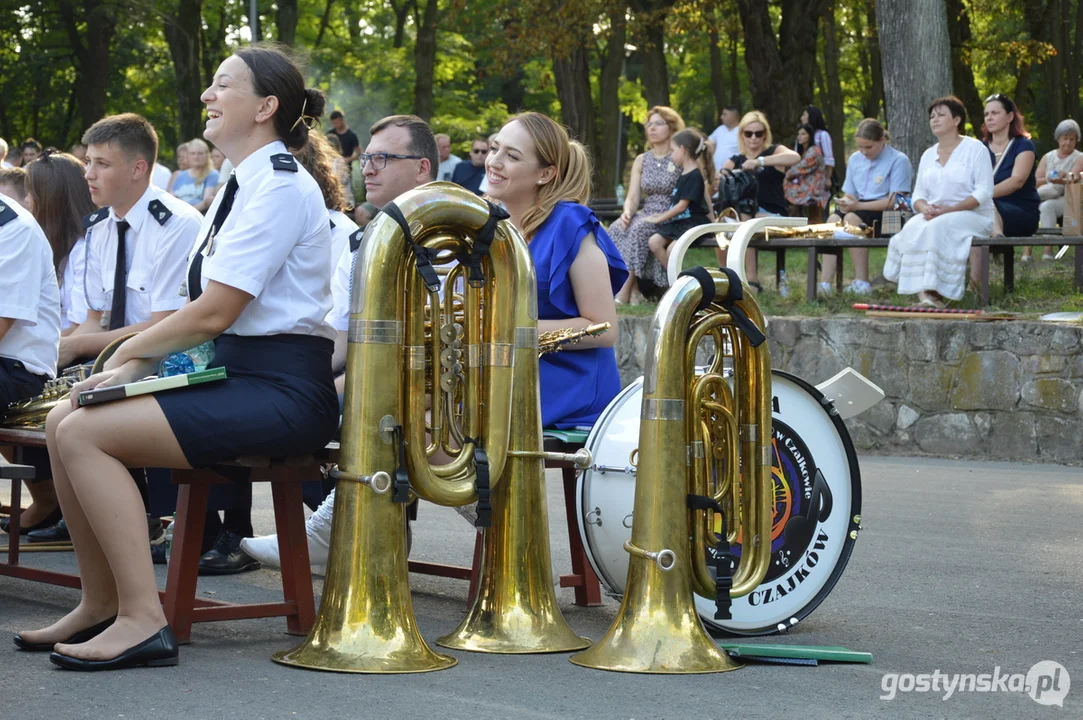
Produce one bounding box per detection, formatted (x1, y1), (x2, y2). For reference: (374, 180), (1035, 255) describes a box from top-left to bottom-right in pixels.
(83, 228), (107, 312)
(912, 149), (932, 205)
(67, 239), (89, 324)
(201, 180), (306, 298)
(150, 214), (201, 311)
(0, 223), (42, 323)
(968, 141), (995, 207)
(328, 244), (354, 332)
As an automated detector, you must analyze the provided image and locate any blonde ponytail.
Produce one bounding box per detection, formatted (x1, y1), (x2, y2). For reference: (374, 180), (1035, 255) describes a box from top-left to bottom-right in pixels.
(511, 112), (594, 240)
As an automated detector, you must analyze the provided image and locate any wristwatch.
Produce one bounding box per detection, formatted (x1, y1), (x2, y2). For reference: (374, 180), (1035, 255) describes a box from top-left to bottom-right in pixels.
(757, 156), (765, 168)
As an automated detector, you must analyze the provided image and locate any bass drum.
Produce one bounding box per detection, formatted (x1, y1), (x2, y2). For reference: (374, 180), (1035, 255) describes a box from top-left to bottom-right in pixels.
(577, 370), (862, 636)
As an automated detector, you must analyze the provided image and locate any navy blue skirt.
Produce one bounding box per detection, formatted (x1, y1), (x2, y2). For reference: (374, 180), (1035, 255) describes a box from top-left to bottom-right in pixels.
(156, 334), (339, 468)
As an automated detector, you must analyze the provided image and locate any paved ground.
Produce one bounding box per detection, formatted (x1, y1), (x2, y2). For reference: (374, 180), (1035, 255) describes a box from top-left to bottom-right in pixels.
(1, 456), (1080, 720)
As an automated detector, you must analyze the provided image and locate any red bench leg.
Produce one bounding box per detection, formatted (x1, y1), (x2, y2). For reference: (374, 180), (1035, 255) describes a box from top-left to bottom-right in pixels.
(164, 478), (209, 645)
(1003, 248), (1015, 294)
(271, 481), (315, 636)
(979, 246), (991, 307)
(467, 530), (484, 603)
(807, 247), (817, 300)
(561, 467), (602, 607)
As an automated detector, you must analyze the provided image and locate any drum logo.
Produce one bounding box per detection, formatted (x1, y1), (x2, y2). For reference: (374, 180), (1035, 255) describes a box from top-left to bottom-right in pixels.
(714, 418), (835, 605)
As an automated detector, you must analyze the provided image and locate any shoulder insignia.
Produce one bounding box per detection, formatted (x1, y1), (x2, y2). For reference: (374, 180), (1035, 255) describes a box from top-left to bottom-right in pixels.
(83, 208), (110, 230)
(330, 218), (336, 230)
(349, 228), (364, 252)
(0, 200), (16, 228)
(148, 199), (173, 226)
(270, 153), (298, 172)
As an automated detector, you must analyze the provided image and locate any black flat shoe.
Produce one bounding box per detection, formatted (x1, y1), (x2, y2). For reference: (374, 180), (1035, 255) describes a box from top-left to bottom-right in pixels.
(27, 517), (70, 543)
(1, 506), (62, 536)
(14, 615), (117, 652)
(198, 529), (261, 576)
(49, 626), (179, 671)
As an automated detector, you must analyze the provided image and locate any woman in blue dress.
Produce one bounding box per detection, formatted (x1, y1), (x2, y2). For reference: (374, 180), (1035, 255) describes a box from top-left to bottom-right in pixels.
(484, 111), (628, 428)
(981, 94), (1039, 238)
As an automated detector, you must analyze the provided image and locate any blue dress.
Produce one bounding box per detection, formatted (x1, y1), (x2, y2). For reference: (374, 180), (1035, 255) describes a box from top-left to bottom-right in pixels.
(531, 201), (629, 429)
(986, 137), (1039, 237)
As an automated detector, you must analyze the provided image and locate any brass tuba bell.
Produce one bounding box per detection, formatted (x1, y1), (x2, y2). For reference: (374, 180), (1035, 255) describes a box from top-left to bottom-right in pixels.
(570, 267), (774, 674)
(273, 183), (588, 674)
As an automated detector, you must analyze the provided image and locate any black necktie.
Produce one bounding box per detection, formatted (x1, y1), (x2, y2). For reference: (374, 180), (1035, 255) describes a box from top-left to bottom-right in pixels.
(188, 173), (239, 301)
(109, 220), (130, 330)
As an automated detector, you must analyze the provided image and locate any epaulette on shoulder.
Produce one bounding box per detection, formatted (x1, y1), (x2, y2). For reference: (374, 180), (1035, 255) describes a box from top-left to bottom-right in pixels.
(270, 153), (298, 172)
(83, 208), (110, 230)
(349, 228), (364, 252)
(0, 199), (17, 228)
(148, 198), (173, 226)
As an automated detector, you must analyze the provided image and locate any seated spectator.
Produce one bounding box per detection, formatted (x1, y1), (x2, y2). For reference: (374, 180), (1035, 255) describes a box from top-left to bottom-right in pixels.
(819, 118), (913, 296)
(4, 144), (22, 168)
(435, 133), (460, 181)
(784, 123), (827, 222)
(0, 137), (9, 169)
(451, 137), (488, 195)
(21, 138), (42, 165)
(0, 167), (29, 208)
(981, 94), (1039, 245)
(709, 106), (740, 174)
(884, 96), (993, 307)
(70, 142), (88, 162)
(169, 138), (218, 212)
(721, 110), (800, 289)
(210, 146), (225, 171)
(1031, 119), (1082, 261)
(646, 128), (715, 271)
(166, 142), (190, 192)
(801, 105), (835, 188)
(324, 133), (352, 201)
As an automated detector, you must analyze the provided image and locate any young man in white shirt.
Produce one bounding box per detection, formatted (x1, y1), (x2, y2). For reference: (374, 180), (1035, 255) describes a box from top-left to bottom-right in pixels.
(709, 105), (741, 173)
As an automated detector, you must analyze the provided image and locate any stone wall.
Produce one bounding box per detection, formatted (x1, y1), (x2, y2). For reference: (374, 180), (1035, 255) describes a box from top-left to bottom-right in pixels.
(614, 315), (1083, 464)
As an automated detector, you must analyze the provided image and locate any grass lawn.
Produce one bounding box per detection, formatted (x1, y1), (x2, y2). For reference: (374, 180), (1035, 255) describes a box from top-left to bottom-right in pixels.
(617, 246), (1083, 319)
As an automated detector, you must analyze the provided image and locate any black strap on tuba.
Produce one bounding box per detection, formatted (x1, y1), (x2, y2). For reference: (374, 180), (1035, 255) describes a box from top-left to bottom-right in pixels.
(679, 266), (765, 347)
(390, 425), (412, 504)
(383, 201), (441, 293)
(461, 201), (509, 288)
(463, 435), (491, 528)
(688, 494), (736, 621)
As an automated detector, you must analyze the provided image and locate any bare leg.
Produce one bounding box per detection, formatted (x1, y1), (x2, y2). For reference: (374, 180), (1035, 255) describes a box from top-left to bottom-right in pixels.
(844, 213), (871, 282)
(19, 478), (58, 527)
(647, 233), (668, 266)
(616, 271), (637, 304)
(992, 208), (1004, 237)
(16, 403), (120, 646)
(50, 397), (190, 661)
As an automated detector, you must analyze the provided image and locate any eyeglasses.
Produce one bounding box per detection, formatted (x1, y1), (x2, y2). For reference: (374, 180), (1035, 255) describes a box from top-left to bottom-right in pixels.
(471, 148), (489, 154)
(359, 152), (425, 170)
(743, 130), (766, 138)
(644, 120), (669, 129)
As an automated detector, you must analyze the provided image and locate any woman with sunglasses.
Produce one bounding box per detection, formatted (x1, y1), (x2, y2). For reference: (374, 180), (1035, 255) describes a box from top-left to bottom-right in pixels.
(981, 94), (1039, 247)
(721, 110), (800, 290)
(883, 96), (994, 307)
(611, 106), (684, 304)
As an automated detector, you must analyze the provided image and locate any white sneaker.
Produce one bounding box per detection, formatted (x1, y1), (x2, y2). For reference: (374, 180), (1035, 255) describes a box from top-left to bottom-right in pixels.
(844, 279), (872, 296)
(817, 281), (834, 297)
(239, 488), (335, 572)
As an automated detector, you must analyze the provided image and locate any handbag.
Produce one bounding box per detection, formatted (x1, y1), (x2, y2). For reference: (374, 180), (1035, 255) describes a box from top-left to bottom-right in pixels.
(879, 193), (914, 237)
(715, 169), (759, 216)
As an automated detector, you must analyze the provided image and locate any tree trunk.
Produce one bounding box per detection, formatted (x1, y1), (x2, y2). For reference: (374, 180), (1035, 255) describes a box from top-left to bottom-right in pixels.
(1071, 0), (1083, 121)
(945, 0), (982, 136)
(201, 5), (228, 87)
(412, 0), (439, 121)
(391, 0), (414, 49)
(640, 14), (670, 107)
(314, 0), (336, 48)
(275, 0), (297, 46)
(877, 0), (952, 167)
(553, 46), (596, 149)
(596, 9), (627, 197)
(163, 0), (206, 145)
(58, 0), (117, 137)
(708, 24), (725, 118)
(862, 0), (884, 119)
(822, 0), (844, 181)
(246, 0), (262, 42)
(736, 0), (828, 146)
(1046, 0), (1066, 130)
(728, 31), (740, 105)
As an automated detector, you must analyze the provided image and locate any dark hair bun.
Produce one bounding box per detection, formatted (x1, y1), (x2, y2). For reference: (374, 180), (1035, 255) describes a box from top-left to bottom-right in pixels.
(303, 88), (326, 121)
(286, 88), (327, 149)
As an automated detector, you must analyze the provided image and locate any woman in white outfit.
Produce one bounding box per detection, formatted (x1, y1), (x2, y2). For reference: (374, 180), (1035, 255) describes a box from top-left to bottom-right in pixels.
(883, 96), (994, 307)
(1029, 119), (1082, 261)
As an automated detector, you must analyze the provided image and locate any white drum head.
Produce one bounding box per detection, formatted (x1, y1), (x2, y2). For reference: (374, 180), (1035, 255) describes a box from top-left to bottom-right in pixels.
(578, 370), (862, 636)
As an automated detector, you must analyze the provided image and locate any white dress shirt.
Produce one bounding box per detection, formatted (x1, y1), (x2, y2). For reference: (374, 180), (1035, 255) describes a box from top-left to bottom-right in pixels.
(60, 236), (88, 330)
(328, 209), (359, 276)
(84, 184), (203, 327)
(189, 140), (335, 340)
(0, 193), (61, 378)
(913, 136), (994, 211)
(709, 124), (740, 173)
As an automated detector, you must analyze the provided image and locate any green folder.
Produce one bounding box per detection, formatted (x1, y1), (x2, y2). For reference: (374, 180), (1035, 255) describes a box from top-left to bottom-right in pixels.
(78, 367), (227, 406)
(719, 643), (873, 665)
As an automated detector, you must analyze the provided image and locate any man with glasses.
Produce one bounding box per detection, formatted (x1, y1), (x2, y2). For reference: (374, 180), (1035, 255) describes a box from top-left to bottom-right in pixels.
(451, 137), (489, 195)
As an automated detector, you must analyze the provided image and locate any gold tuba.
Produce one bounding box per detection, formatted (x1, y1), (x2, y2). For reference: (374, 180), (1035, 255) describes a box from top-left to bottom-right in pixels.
(273, 183), (588, 674)
(570, 267), (773, 674)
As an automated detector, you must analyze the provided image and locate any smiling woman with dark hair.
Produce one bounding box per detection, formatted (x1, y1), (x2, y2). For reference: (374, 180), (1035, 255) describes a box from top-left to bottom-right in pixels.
(17, 45), (339, 671)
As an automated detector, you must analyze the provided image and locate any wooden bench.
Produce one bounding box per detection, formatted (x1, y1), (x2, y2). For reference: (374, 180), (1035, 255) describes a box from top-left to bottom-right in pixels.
(748, 231), (1083, 306)
(588, 198), (622, 224)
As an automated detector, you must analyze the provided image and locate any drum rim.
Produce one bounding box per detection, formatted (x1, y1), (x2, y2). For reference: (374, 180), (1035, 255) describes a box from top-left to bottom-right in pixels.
(576, 369), (864, 634)
(706, 369), (863, 636)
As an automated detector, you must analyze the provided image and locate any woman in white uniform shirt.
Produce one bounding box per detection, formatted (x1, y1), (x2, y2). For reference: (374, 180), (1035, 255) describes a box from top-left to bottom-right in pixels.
(883, 96), (994, 306)
(17, 46), (338, 671)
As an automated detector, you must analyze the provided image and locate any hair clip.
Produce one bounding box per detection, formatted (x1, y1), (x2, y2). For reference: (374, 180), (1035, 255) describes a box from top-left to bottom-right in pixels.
(289, 97), (319, 132)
